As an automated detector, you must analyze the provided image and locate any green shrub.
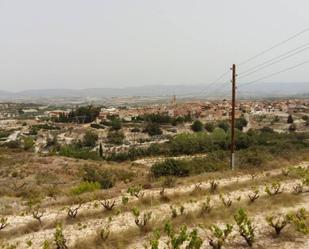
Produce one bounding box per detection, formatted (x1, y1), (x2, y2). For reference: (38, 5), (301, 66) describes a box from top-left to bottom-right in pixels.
(236, 117), (248, 131)
(70, 181), (101, 195)
(110, 118), (122, 131)
(217, 121), (230, 132)
(23, 137), (35, 151)
(0, 131), (10, 139)
(90, 123), (105, 129)
(59, 145), (101, 160)
(83, 167), (114, 189)
(151, 159), (190, 177)
(205, 122), (215, 132)
(83, 130), (98, 147)
(191, 120), (203, 132)
(144, 123), (162, 136)
(107, 130), (125, 145)
(32, 124), (60, 130)
(4, 140), (20, 149)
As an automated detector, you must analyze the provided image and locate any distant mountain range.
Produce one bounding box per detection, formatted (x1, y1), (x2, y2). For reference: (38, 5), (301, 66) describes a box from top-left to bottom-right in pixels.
(0, 82), (308, 102)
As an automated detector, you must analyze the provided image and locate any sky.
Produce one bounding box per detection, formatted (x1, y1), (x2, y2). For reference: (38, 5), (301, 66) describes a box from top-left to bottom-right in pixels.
(0, 0), (309, 92)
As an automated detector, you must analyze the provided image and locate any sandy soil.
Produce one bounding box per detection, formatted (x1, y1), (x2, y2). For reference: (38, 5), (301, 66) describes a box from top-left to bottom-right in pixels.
(1, 162), (308, 248)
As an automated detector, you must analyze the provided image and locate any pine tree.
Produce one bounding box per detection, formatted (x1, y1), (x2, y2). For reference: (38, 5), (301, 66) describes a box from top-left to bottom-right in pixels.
(99, 142), (103, 157)
(287, 114), (294, 124)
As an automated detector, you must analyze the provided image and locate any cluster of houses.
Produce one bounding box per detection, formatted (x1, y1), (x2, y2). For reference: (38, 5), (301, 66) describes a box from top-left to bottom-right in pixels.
(96, 99), (309, 123)
(1, 99), (308, 123)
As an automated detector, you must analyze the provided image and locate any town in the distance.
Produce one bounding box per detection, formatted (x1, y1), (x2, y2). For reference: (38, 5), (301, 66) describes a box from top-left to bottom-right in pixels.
(1, 96), (308, 155)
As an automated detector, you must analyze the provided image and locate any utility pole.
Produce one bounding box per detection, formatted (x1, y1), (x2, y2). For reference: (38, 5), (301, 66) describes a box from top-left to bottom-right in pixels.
(230, 64), (236, 170)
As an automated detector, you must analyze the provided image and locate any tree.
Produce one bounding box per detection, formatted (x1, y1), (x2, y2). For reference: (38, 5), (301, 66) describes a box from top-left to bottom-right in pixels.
(58, 105), (100, 123)
(145, 123), (162, 136)
(191, 120), (203, 132)
(287, 114), (294, 124)
(211, 128), (228, 149)
(83, 130), (98, 147)
(205, 122), (215, 132)
(99, 142), (103, 157)
(107, 130), (125, 145)
(235, 117), (248, 131)
(110, 118), (122, 131)
(217, 121), (230, 132)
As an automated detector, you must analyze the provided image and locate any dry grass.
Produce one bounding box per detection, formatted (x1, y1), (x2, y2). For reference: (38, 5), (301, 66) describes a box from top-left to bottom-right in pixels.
(70, 191), (308, 248)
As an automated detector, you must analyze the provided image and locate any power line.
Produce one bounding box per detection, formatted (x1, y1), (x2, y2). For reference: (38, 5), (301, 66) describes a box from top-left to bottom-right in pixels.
(194, 70), (230, 97)
(238, 60), (309, 88)
(238, 27), (309, 66)
(238, 42), (309, 75)
(205, 70), (230, 89)
(238, 45), (309, 79)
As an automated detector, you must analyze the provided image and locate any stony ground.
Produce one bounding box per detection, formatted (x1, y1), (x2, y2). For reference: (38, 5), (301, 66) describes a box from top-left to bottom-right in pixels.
(0, 161), (308, 249)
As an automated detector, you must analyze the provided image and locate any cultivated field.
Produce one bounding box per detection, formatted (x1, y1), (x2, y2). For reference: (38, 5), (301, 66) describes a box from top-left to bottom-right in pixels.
(0, 148), (308, 249)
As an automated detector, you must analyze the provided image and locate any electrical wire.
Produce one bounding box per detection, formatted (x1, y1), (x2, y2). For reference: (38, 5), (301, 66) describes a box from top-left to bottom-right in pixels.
(192, 70), (230, 98)
(238, 45), (309, 79)
(238, 60), (309, 88)
(238, 42), (309, 75)
(238, 27), (309, 66)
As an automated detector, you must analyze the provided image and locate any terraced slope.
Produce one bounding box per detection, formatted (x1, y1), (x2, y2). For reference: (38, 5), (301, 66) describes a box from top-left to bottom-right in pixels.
(1, 162), (308, 249)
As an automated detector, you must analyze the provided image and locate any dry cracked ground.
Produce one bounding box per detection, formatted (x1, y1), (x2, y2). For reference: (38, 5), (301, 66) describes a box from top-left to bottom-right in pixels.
(0, 151), (308, 249)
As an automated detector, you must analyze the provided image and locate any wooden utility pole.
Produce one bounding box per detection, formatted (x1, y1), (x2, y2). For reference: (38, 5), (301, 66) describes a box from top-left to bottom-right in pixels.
(231, 64), (236, 170)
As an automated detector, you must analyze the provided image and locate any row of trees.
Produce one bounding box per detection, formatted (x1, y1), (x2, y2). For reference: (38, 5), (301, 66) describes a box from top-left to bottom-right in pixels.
(105, 127), (309, 162)
(191, 117), (248, 133)
(55, 106), (100, 123)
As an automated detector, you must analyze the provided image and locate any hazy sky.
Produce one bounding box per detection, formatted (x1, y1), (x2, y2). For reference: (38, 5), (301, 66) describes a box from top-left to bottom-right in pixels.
(1, 0), (309, 91)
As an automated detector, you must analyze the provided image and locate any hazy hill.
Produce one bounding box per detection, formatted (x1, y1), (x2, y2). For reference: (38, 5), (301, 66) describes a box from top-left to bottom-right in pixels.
(0, 82), (308, 101)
